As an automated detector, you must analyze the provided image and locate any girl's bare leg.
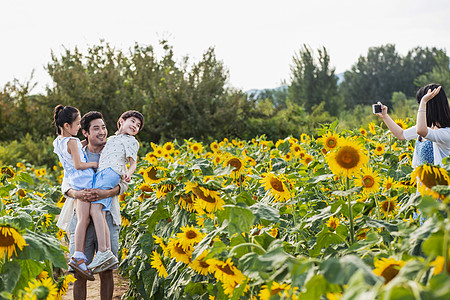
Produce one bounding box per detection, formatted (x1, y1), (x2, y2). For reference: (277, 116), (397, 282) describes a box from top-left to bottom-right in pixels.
(90, 203), (110, 252)
(74, 200), (91, 253)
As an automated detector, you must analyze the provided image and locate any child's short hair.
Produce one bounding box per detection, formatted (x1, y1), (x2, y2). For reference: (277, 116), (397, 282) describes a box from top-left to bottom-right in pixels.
(81, 111), (105, 133)
(53, 105), (80, 135)
(117, 110), (144, 131)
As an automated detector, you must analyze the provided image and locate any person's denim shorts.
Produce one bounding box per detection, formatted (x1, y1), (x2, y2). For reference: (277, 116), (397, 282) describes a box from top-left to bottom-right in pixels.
(68, 212), (120, 271)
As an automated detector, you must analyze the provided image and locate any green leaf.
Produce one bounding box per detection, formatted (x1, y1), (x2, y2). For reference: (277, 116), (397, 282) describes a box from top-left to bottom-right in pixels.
(14, 259), (45, 294)
(310, 227), (345, 257)
(364, 216), (398, 232)
(249, 202), (280, 223)
(308, 174), (334, 184)
(277, 140), (291, 154)
(192, 221), (228, 260)
(418, 195), (446, 216)
(144, 202), (170, 234)
(184, 281), (206, 296)
(227, 205), (255, 236)
(17, 230), (67, 269)
(428, 274), (450, 299)
(236, 191), (256, 206)
(253, 232), (276, 251)
(0, 261), (21, 294)
(12, 172), (33, 185)
(332, 186), (362, 197)
(422, 232), (445, 257)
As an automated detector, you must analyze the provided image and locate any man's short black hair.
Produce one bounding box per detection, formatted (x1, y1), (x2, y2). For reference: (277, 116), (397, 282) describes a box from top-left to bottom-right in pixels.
(80, 111), (105, 133)
(117, 110), (144, 131)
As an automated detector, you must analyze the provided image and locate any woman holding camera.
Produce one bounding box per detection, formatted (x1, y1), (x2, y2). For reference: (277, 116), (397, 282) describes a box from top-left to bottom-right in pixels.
(376, 83), (450, 168)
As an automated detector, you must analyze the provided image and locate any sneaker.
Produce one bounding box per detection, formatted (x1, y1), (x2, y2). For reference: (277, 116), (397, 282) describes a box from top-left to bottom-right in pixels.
(91, 255), (119, 274)
(87, 249), (115, 270)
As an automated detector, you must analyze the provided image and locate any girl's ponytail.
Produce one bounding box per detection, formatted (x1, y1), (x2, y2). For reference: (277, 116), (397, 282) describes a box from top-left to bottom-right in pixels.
(52, 105), (80, 135)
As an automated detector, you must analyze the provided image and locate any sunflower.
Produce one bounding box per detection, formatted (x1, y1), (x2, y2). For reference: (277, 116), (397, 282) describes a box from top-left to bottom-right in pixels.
(368, 122), (376, 135)
(411, 164), (450, 199)
(40, 214), (53, 227)
(168, 239), (192, 264)
(326, 138), (368, 178)
(379, 197), (398, 217)
(142, 166), (164, 184)
(317, 132), (340, 152)
(178, 193), (196, 212)
(185, 182), (224, 213)
(176, 225), (206, 251)
(212, 258), (245, 286)
(16, 162), (26, 169)
(358, 166), (381, 195)
(56, 229), (66, 241)
(359, 128), (367, 136)
(392, 142), (402, 151)
(259, 282), (292, 300)
(23, 277), (58, 300)
(300, 133), (310, 144)
(121, 216), (130, 227)
(268, 227), (278, 238)
(137, 183), (153, 199)
(151, 250), (169, 278)
(121, 248), (129, 260)
(153, 235), (170, 256)
(223, 157), (246, 176)
(398, 153), (411, 164)
(190, 250), (211, 275)
(18, 189), (27, 198)
(0, 225), (27, 259)
(244, 155), (256, 167)
(373, 143), (385, 156)
(302, 154), (314, 166)
(191, 143), (203, 155)
(163, 142), (175, 154)
(1, 166), (15, 178)
(260, 173), (291, 202)
(37, 271), (49, 280)
(156, 183), (176, 198)
(373, 257), (406, 284)
(144, 152), (158, 164)
(210, 141), (220, 153)
(290, 144), (303, 157)
(283, 153), (293, 161)
(382, 177), (399, 193)
(356, 228), (369, 241)
(56, 274), (76, 299)
(394, 119), (407, 130)
(326, 216), (340, 230)
(431, 255), (450, 275)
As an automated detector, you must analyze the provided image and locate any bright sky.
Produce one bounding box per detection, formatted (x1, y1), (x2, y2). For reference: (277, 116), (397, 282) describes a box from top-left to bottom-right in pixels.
(1, 0), (449, 94)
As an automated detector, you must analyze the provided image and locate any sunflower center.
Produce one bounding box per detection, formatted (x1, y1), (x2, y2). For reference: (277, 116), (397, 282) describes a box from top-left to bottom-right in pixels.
(186, 231), (198, 239)
(377, 147), (382, 152)
(270, 177), (284, 192)
(148, 168), (158, 180)
(336, 146), (360, 169)
(271, 288), (283, 296)
(381, 200), (396, 212)
(0, 233), (14, 247)
(174, 244), (186, 255)
(380, 264), (400, 283)
(326, 138), (337, 148)
(227, 158), (242, 171)
(386, 183), (392, 190)
(192, 187), (217, 203)
(181, 194), (194, 204)
(217, 264), (235, 276)
(199, 260), (209, 269)
(363, 176), (375, 188)
(166, 145), (172, 151)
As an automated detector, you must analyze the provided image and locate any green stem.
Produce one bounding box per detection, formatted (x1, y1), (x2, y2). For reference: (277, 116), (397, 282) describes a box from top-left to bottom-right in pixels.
(444, 206), (450, 274)
(347, 177), (355, 244)
(229, 242), (267, 256)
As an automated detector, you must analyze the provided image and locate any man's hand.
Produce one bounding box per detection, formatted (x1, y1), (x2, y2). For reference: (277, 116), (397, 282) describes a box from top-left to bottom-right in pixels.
(70, 189), (98, 202)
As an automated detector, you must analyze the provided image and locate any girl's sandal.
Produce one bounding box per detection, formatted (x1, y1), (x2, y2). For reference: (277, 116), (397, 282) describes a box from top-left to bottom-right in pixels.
(69, 257), (95, 281)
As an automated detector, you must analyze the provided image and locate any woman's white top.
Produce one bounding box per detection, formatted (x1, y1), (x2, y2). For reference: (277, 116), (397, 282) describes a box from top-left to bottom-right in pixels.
(98, 133), (139, 175)
(403, 125), (450, 167)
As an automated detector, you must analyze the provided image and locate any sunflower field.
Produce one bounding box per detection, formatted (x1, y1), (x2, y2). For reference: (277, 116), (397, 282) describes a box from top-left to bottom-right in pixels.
(1, 118), (450, 300)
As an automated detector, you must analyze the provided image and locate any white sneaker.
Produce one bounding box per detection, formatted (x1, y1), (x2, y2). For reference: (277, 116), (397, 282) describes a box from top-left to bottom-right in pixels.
(87, 250), (115, 270)
(91, 255), (119, 274)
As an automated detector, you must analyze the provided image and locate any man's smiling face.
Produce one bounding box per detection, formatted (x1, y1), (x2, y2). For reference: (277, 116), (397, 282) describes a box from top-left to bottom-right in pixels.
(83, 118), (107, 147)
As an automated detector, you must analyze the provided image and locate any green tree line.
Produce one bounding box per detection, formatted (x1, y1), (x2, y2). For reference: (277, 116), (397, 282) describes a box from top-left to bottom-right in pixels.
(0, 41), (449, 167)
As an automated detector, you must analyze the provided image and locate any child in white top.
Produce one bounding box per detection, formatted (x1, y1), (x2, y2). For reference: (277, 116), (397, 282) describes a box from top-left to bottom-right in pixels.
(86, 110), (144, 271)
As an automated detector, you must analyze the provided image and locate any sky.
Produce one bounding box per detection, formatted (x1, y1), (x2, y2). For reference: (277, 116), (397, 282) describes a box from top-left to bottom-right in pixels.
(1, 0), (449, 94)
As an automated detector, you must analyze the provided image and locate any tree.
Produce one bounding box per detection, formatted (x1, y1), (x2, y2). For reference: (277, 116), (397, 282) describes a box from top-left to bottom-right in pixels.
(415, 51), (450, 92)
(288, 45), (341, 115)
(340, 44), (402, 107)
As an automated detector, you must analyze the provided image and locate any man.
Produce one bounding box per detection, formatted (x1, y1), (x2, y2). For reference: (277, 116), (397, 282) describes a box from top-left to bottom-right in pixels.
(58, 111), (127, 300)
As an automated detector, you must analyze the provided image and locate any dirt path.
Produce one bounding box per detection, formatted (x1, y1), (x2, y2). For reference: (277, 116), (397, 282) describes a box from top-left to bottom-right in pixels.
(63, 269), (129, 300)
